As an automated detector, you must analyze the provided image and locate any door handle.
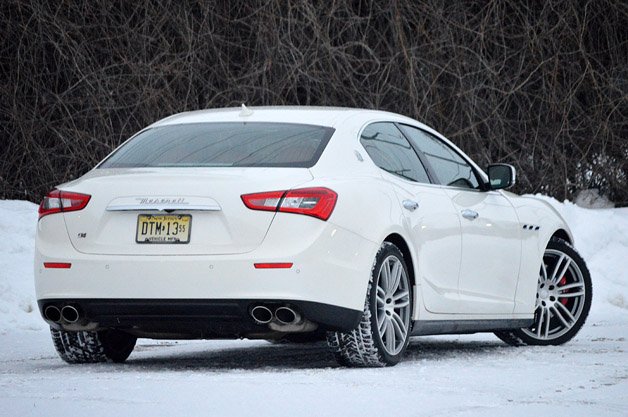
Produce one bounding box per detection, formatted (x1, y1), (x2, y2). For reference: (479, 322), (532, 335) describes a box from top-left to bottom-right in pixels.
(461, 209), (479, 220)
(402, 200), (419, 212)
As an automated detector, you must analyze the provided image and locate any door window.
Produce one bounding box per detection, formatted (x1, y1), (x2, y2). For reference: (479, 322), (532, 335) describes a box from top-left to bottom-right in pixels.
(360, 122), (430, 183)
(400, 125), (480, 189)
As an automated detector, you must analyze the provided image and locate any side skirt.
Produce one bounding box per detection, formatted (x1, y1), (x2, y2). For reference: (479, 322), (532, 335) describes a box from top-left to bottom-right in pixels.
(411, 318), (534, 336)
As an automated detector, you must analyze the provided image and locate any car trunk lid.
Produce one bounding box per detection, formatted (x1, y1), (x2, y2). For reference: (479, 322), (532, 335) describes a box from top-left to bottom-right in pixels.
(61, 167), (313, 255)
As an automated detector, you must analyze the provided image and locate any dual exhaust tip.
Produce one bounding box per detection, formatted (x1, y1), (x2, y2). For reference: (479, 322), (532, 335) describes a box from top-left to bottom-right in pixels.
(48, 303), (300, 326)
(250, 305), (300, 325)
(44, 305), (80, 324)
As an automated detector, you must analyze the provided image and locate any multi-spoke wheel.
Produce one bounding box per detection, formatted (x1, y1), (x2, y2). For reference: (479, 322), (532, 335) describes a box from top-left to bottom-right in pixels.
(327, 242), (412, 367)
(375, 254), (412, 355)
(495, 237), (592, 346)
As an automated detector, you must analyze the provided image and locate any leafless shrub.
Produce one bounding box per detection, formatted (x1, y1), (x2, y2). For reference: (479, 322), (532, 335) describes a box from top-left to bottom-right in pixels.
(1, 0), (626, 203)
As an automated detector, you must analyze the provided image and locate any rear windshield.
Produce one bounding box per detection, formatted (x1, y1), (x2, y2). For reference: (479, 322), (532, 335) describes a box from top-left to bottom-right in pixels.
(98, 122), (335, 168)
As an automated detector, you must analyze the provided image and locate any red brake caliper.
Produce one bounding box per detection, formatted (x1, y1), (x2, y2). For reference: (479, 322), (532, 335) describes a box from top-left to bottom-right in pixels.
(558, 277), (569, 305)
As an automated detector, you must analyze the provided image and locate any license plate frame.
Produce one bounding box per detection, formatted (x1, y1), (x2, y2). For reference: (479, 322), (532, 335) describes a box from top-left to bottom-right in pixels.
(135, 214), (192, 244)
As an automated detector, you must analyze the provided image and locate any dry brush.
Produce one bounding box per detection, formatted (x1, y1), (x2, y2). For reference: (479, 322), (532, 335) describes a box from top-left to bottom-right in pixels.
(1, 0), (626, 203)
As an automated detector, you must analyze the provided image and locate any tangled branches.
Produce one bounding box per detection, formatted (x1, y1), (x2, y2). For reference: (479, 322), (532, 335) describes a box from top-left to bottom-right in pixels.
(1, 0), (626, 203)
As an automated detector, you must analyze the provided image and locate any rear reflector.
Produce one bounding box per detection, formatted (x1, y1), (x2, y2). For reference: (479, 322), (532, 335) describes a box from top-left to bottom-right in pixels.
(242, 187), (337, 221)
(43, 262), (72, 269)
(254, 263), (293, 269)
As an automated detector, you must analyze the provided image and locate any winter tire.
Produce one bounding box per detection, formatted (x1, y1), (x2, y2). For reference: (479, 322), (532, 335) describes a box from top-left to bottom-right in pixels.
(327, 242), (412, 367)
(51, 328), (137, 364)
(495, 237), (592, 346)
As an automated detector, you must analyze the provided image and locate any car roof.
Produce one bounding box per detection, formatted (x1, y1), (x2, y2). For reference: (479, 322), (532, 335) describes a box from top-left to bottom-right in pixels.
(147, 106), (478, 175)
(150, 106), (430, 131)
(118, 105), (487, 181)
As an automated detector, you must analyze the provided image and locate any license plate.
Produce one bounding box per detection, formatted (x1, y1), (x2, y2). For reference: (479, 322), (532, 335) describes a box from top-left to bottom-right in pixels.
(136, 214), (191, 244)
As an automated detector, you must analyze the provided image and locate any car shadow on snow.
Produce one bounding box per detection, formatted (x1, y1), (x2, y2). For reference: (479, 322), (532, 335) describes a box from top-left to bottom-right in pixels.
(126, 341), (337, 370)
(116, 336), (510, 371)
(404, 337), (512, 363)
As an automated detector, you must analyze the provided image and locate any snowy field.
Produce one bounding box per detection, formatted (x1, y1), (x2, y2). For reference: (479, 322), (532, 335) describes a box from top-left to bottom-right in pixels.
(0, 197), (626, 416)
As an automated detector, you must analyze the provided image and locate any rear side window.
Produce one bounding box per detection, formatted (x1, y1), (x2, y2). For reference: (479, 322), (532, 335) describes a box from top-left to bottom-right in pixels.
(399, 125), (480, 189)
(99, 122), (335, 168)
(360, 122), (430, 183)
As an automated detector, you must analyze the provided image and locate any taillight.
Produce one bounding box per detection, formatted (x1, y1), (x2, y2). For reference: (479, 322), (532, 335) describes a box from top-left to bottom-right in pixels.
(240, 191), (285, 212)
(241, 187), (337, 221)
(279, 188), (338, 220)
(38, 190), (91, 219)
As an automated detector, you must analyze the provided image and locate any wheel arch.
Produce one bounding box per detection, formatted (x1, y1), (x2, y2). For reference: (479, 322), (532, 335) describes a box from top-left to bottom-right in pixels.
(383, 233), (416, 288)
(550, 228), (572, 244)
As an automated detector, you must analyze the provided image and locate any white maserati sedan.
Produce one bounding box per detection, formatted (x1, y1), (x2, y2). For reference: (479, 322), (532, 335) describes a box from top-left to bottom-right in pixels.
(35, 106), (591, 367)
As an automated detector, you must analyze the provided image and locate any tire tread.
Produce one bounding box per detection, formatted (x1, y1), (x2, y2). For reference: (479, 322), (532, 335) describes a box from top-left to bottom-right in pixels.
(51, 328), (107, 364)
(326, 279), (386, 367)
(327, 242), (410, 367)
(50, 328), (136, 364)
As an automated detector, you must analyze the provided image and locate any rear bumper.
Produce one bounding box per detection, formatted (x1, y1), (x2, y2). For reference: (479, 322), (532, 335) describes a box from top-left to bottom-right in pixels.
(38, 298), (362, 337)
(35, 214), (378, 334)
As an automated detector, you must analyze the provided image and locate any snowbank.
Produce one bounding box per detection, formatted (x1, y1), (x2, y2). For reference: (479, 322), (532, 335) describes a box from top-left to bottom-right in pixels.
(534, 195), (628, 318)
(0, 197), (626, 332)
(0, 200), (47, 332)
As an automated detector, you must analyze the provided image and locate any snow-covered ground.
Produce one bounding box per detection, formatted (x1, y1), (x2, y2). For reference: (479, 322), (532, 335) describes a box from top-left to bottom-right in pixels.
(0, 197), (626, 416)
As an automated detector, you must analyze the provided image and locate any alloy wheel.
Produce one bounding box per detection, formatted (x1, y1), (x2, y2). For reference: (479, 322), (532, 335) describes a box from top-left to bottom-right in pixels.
(522, 248), (587, 341)
(375, 255), (411, 355)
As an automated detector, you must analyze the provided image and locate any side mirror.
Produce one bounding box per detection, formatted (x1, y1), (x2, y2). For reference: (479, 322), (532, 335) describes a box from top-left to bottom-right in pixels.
(486, 164), (516, 190)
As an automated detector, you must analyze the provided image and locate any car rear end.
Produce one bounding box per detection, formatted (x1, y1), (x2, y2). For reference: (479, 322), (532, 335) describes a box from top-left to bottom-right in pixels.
(35, 117), (375, 339)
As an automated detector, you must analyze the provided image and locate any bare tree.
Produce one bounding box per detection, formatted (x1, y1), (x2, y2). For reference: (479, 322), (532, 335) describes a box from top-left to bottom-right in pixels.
(1, 0), (626, 203)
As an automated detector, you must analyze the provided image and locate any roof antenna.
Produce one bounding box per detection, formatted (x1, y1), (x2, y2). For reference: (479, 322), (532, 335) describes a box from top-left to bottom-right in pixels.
(239, 103), (253, 117)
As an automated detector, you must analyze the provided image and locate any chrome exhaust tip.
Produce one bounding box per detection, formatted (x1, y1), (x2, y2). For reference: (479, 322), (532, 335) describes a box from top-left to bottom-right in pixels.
(250, 305), (273, 324)
(61, 305), (80, 323)
(275, 306), (300, 325)
(44, 305), (61, 323)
